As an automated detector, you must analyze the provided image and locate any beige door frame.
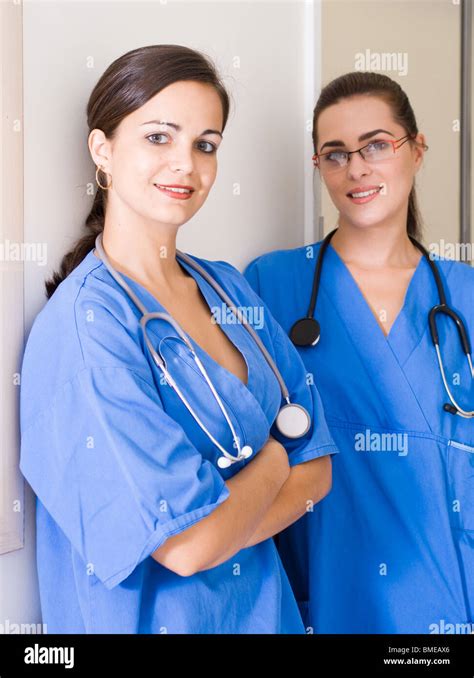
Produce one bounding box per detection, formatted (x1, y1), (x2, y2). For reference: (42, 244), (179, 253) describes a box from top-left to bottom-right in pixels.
(0, 0), (25, 555)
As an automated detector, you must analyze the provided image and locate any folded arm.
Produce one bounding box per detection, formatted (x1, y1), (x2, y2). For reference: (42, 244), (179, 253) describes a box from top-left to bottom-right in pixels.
(243, 449), (332, 548)
(151, 437), (290, 576)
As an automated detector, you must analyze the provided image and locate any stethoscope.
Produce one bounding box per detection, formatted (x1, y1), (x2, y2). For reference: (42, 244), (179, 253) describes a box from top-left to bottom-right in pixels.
(94, 234), (311, 468)
(289, 228), (474, 419)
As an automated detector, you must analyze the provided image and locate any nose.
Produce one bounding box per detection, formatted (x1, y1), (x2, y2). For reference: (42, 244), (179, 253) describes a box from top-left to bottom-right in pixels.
(346, 151), (372, 180)
(168, 142), (194, 175)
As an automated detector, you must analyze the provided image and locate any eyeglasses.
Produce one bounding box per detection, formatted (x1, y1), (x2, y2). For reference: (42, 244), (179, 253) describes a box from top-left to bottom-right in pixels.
(313, 134), (427, 173)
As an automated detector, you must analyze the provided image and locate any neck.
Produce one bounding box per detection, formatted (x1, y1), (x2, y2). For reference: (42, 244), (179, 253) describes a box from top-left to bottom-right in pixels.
(330, 218), (421, 269)
(98, 213), (188, 292)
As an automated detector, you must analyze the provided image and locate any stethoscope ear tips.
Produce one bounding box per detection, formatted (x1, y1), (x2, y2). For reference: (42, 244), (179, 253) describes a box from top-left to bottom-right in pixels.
(241, 445), (253, 459)
(218, 445), (254, 468)
(289, 318), (321, 347)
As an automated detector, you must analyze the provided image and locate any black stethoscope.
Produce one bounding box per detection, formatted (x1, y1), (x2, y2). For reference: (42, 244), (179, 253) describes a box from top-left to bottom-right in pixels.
(289, 228), (474, 419)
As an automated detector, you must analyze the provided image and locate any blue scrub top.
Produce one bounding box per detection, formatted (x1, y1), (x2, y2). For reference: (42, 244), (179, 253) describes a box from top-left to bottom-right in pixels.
(20, 247), (338, 634)
(244, 241), (474, 634)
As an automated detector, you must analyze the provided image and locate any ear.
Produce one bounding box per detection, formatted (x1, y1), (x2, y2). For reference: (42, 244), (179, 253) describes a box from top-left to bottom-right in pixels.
(413, 132), (427, 173)
(88, 128), (113, 173)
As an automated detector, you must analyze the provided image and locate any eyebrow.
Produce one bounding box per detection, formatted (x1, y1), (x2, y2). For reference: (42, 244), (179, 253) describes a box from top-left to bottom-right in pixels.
(140, 120), (223, 138)
(319, 129), (395, 152)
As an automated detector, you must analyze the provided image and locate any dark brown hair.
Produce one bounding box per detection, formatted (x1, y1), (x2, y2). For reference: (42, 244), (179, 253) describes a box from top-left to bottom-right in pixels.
(45, 44), (231, 298)
(312, 71), (426, 240)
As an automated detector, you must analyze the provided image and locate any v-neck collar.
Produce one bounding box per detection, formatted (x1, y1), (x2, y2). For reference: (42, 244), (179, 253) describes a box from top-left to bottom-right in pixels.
(325, 242), (430, 361)
(175, 254), (252, 389)
(316, 243), (441, 430)
(90, 251), (281, 452)
(89, 249), (281, 428)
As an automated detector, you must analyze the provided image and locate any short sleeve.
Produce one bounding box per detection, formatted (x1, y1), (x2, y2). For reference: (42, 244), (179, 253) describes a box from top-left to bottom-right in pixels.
(20, 365), (229, 590)
(243, 257), (338, 466)
(242, 257), (261, 294)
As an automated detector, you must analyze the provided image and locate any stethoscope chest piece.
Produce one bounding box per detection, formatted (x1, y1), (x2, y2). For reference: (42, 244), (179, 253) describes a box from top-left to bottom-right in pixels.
(275, 403), (312, 439)
(289, 317), (321, 347)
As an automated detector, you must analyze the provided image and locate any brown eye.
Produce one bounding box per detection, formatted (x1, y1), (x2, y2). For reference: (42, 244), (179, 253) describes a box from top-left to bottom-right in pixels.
(147, 133), (169, 145)
(197, 140), (217, 154)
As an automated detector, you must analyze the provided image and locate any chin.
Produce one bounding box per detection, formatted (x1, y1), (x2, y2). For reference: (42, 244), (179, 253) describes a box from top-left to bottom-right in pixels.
(149, 208), (192, 223)
(342, 210), (389, 229)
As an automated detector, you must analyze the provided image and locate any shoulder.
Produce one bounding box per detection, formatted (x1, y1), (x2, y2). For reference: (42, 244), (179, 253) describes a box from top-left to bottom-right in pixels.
(434, 257), (474, 295)
(243, 243), (322, 304)
(180, 251), (285, 344)
(244, 243), (318, 278)
(180, 251), (267, 308)
(181, 251), (242, 282)
(26, 251), (139, 363)
(21, 252), (151, 422)
(437, 257), (474, 280)
(430, 257), (474, 321)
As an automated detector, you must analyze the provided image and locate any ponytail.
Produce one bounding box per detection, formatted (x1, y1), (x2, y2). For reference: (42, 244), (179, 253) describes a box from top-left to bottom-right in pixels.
(45, 185), (106, 299)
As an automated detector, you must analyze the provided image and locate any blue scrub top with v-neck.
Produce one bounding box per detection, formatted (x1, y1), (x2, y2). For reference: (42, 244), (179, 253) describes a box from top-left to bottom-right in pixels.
(244, 240), (474, 634)
(19, 246), (338, 634)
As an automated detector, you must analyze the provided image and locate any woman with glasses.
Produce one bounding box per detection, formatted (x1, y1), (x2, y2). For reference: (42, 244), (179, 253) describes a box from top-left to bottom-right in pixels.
(244, 71), (474, 633)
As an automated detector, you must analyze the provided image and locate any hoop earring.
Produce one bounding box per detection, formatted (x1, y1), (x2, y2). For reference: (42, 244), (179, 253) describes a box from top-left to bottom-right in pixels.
(95, 165), (112, 190)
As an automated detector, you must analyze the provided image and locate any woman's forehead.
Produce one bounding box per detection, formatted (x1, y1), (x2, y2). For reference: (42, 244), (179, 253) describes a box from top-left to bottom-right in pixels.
(317, 97), (397, 142)
(123, 82), (224, 130)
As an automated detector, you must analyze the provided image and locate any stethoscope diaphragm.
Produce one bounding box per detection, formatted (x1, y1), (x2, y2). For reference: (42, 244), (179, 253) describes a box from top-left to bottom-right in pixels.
(275, 403), (311, 439)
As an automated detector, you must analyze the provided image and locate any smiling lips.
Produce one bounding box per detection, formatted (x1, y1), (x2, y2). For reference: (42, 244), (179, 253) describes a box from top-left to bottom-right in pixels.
(154, 183), (195, 200)
(347, 184), (383, 204)
(155, 181), (383, 204)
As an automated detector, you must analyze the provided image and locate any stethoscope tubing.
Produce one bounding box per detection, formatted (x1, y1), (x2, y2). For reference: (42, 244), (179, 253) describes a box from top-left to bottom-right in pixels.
(94, 235), (252, 464)
(93, 234), (311, 465)
(294, 228), (474, 418)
